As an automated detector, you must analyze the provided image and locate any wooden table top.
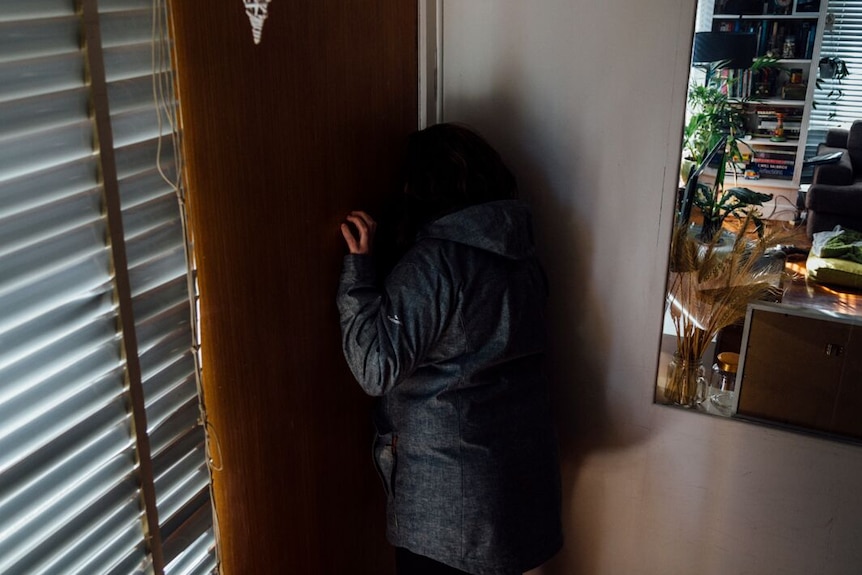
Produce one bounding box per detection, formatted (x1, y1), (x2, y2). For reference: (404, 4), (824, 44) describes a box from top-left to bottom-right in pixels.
(781, 255), (862, 318)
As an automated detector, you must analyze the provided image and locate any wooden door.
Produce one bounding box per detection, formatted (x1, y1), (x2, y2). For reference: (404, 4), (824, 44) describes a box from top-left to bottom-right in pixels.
(167, 2), (417, 572)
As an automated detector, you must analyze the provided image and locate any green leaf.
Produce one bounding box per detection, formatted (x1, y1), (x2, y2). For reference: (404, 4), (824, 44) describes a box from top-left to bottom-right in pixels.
(726, 187), (774, 206)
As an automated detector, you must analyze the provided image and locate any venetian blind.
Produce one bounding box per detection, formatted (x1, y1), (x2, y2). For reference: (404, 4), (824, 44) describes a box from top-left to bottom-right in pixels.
(805, 0), (862, 165)
(0, 0), (215, 573)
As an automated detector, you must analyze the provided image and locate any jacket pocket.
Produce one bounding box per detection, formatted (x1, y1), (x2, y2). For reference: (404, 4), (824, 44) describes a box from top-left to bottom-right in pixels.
(372, 432), (398, 498)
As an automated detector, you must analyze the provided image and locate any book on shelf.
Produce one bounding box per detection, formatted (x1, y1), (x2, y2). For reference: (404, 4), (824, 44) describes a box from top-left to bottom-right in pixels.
(755, 149), (797, 160)
(802, 22), (816, 60)
(753, 152), (795, 162)
(756, 165), (795, 178)
(754, 159), (795, 168)
(719, 69), (755, 99)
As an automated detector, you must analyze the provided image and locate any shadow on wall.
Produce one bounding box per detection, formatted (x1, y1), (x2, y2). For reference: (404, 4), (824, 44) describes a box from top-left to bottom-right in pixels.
(442, 93), (654, 575)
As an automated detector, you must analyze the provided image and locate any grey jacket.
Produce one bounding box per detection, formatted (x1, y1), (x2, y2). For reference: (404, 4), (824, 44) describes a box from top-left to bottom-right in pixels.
(338, 200), (562, 575)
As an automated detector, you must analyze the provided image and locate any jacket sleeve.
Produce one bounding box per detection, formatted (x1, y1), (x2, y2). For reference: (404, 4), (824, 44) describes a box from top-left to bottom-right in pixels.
(337, 248), (451, 396)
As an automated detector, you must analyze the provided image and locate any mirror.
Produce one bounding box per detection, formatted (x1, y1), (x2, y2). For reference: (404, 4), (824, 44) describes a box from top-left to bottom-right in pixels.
(655, 0), (862, 444)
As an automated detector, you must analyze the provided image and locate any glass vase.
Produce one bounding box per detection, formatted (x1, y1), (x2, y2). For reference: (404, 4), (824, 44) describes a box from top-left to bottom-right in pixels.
(664, 352), (707, 408)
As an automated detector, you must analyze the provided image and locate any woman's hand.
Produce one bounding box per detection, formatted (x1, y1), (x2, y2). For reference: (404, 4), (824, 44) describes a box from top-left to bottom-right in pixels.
(341, 211), (377, 255)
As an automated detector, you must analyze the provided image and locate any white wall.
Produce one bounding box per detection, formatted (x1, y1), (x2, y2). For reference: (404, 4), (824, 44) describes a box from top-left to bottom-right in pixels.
(440, 1), (862, 574)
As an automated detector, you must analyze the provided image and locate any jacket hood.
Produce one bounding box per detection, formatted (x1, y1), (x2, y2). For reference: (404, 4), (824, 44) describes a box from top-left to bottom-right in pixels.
(417, 200), (536, 259)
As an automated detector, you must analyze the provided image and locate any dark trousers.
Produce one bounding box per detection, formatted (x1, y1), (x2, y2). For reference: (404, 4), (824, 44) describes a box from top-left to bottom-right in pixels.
(395, 548), (471, 575)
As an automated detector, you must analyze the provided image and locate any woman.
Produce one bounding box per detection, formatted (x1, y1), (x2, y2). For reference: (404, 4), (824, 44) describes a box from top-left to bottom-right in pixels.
(338, 124), (562, 575)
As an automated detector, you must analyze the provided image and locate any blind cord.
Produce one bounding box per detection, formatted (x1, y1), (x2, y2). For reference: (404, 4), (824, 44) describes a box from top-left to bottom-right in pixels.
(152, 1), (223, 570)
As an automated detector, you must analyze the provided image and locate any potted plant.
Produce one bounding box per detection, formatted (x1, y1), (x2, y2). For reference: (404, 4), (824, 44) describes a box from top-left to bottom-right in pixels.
(682, 57), (785, 241)
(683, 83), (749, 169)
(819, 56), (850, 80)
(816, 56), (850, 121)
(683, 81), (774, 242)
(691, 159), (773, 241)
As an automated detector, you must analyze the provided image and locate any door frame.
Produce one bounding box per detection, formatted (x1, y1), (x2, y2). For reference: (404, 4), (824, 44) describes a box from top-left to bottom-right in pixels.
(418, 0), (442, 127)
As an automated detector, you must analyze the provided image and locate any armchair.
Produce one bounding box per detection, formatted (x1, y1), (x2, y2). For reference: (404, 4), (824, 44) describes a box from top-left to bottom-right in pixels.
(805, 120), (862, 237)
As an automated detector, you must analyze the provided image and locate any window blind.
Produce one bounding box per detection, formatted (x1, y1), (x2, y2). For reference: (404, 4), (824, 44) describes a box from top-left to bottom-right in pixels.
(805, 0), (862, 169)
(97, 2), (215, 571)
(0, 1), (215, 573)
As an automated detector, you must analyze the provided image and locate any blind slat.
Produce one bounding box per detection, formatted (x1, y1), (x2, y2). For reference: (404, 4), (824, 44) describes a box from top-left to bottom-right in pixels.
(157, 467), (210, 530)
(129, 250), (189, 298)
(0, 424), (134, 564)
(0, 16), (80, 64)
(0, 296), (115, 393)
(114, 138), (177, 179)
(0, 121), (94, 182)
(138, 329), (194, 381)
(33, 501), (145, 575)
(0, 384), (128, 488)
(146, 374), (198, 430)
(151, 424), (206, 481)
(0, 295), (120, 416)
(143, 353), (197, 407)
(123, 194), (183, 240)
(73, 522), (150, 575)
(159, 487), (211, 552)
(133, 276), (190, 325)
(153, 444), (206, 492)
(1, 467), (141, 575)
(0, 223), (110, 299)
(0, 158), (98, 217)
(164, 529), (216, 575)
(99, 10), (153, 47)
(108, 73), (173, 114)
(0, 355), (123, 474)
(0, 188), (101, 260)
(0, 87), (90, 140)
(149, 400), (201, 457)
(0, 260), (113, 338)
(135, 304), (191, 355)
(112, 107), (175, 148)
(0, 53), (86, 103)
(118, 168), (177, 209)
(103, 44), (156, 83)
(0, 1), (73, 23)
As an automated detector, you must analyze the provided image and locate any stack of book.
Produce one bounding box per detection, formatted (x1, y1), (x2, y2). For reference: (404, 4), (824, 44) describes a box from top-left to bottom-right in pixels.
(753, 149), (796, 179)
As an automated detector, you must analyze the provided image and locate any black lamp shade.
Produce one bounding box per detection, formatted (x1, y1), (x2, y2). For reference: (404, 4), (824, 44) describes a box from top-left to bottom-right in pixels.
(692, 32), (758, 69)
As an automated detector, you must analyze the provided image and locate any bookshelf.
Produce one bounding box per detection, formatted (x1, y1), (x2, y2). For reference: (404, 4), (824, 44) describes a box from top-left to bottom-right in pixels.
(705, 0), (828, 215)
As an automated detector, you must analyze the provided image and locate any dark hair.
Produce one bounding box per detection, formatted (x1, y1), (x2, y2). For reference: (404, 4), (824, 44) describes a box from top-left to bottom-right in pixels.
(403, 123), (517, 223)
(383, 123), (517, 262)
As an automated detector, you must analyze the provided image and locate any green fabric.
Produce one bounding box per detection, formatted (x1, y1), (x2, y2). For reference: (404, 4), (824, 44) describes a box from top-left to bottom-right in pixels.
(806, 255), (862, 289)
(812, 227), (862, 264)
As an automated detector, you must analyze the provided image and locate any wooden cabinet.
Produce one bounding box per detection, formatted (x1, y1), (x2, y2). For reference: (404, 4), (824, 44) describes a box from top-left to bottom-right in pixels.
(736, 302), (862, 442)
